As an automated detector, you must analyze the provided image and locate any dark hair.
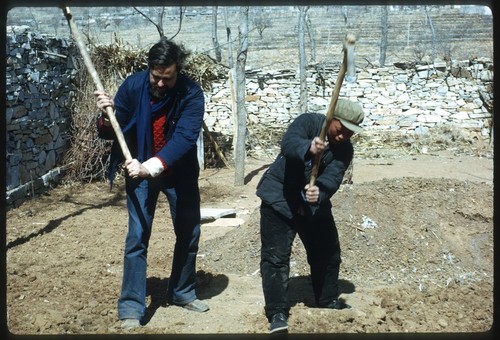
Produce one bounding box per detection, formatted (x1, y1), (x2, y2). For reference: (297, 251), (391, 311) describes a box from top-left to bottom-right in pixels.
(148, 37), (190, 72)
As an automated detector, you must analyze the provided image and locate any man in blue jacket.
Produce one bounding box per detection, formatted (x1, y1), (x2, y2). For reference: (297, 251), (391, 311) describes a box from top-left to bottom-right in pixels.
(95, 37), (208, 330)
(256, 99), (364, 333)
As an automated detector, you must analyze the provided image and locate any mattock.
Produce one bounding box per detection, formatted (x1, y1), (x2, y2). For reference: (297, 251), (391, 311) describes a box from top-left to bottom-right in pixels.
(62, 6), (132, 161)
(309, 33), (356, 186)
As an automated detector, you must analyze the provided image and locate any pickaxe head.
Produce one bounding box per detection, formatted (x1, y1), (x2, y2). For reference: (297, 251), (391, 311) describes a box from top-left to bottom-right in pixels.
(343, 34), (357, 83)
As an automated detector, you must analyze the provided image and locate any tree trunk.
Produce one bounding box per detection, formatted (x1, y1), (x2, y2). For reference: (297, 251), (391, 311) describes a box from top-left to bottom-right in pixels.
(424, 6), (437, 62)
(305, 13), (315, 63)
(212, 6), (222, 62)
(298, 6), (308, 113)
(223, 7), (234, 68)
(234, 7), (249, 186)
(379, 6), (388, 67)
(224, 8), (237, 154)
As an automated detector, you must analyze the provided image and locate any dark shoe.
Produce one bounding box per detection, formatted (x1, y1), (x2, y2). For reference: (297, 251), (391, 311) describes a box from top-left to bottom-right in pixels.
(269, 312), (288, 334)
(320, 299), (352, 310)
(121, 318), (141, 330)
(181, 299), (209, 312)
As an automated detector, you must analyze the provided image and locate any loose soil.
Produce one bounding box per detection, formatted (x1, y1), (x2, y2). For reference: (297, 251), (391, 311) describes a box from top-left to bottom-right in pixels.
(5, 148), (494, 337)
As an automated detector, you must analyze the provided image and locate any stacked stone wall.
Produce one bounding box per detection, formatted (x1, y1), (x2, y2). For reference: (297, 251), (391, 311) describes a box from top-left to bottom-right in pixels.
(5, 27), (78, 207)
(205, 61), (493, 143)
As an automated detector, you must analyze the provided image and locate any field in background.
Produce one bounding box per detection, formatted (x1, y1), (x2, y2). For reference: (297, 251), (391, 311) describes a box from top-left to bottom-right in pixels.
(7, 5), (493, 70)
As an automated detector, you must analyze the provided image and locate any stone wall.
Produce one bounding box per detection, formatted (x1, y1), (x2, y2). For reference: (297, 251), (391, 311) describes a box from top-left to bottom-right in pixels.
(5, 26), (78, 207)
(204, 60), (493, 145)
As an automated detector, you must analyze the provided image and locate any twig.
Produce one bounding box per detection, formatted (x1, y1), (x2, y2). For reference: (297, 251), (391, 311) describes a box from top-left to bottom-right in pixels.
(42, 50), (67, 58)
(430, 229), (442, 244)
(203, 121), (231, 168)
(353, 225), (366, 232)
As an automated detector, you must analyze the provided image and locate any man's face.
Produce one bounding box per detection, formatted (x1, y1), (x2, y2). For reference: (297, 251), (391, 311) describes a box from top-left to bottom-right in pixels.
(149, 64), (178, 98)
(327, 119), (354, 145)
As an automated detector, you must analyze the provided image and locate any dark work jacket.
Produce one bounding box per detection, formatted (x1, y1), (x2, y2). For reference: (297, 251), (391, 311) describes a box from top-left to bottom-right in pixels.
(256, 113), (353, 219)
(97, 70), (204, 186)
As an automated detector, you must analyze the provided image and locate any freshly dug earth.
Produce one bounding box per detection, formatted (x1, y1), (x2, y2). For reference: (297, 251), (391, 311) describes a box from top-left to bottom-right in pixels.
(5, 149), (494, 336)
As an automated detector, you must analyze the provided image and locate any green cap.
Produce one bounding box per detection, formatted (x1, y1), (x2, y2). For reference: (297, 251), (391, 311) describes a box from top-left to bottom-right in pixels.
(333, 99), (365, 133)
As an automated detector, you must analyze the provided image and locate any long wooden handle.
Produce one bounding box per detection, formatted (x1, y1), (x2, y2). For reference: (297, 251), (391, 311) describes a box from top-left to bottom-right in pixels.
(309, 34), (356, 186)
(63, 7), (132, 161)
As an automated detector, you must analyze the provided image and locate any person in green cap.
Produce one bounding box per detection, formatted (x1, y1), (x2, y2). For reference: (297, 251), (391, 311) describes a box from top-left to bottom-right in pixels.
(256, 98), (364, 334)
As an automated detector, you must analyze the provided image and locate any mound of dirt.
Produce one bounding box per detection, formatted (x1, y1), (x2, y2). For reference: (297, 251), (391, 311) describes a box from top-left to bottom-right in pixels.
(199, 176), (493, 333)
(203, 177), (493, 281)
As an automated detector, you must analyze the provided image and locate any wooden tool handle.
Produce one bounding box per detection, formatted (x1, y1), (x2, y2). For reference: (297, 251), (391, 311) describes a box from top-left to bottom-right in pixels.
(63, 7), (132, 161)
(309, 34), (356, 186)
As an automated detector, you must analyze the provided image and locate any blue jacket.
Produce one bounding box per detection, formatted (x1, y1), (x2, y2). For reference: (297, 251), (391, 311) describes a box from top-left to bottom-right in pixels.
(98, 70), (204, 185)
(256, 113), (353, 219)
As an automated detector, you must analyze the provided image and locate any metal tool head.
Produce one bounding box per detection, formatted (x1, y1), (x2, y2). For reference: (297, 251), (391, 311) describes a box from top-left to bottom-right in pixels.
(344, 34), (357, 83)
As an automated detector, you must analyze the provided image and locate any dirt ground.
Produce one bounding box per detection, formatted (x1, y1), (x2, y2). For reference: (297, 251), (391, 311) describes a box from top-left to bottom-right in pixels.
(5, 145), (495, 337)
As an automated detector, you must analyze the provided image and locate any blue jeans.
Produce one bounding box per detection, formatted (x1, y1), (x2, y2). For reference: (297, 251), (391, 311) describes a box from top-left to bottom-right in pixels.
(259, 202), (341, 321)
(118, 175), (201, 321)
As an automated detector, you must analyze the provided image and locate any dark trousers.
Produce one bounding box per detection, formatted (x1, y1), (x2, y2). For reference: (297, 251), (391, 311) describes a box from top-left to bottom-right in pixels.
(259, 202), (342, 320)
(118, 175), (201, 321)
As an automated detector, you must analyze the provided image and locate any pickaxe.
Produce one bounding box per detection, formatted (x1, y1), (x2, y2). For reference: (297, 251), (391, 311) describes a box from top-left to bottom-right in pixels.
(309, 33), (356, 186)
(62, 6), (132, 161)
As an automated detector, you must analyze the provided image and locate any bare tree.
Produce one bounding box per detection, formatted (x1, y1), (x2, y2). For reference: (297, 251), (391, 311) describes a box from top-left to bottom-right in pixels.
(212, 6), (222, 62)
(233, 7), (249, 186)
(252, 8), (272, 39)
(223, 7), (234, 68)
(26, 7), (40, 32)
(223, 7), (237, 156)
(305, 12), (316, 63)
(406, 8), (412, 48)
(379, 6), (388, 66)
(424, 6), (437, 62)
(297, 6), (309, 113)
(133, 6), (184, 39)
(342, 6), (348, 25)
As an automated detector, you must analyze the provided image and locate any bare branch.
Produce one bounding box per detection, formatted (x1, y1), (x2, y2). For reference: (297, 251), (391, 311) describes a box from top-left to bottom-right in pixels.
(169, 7), (185, 40)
